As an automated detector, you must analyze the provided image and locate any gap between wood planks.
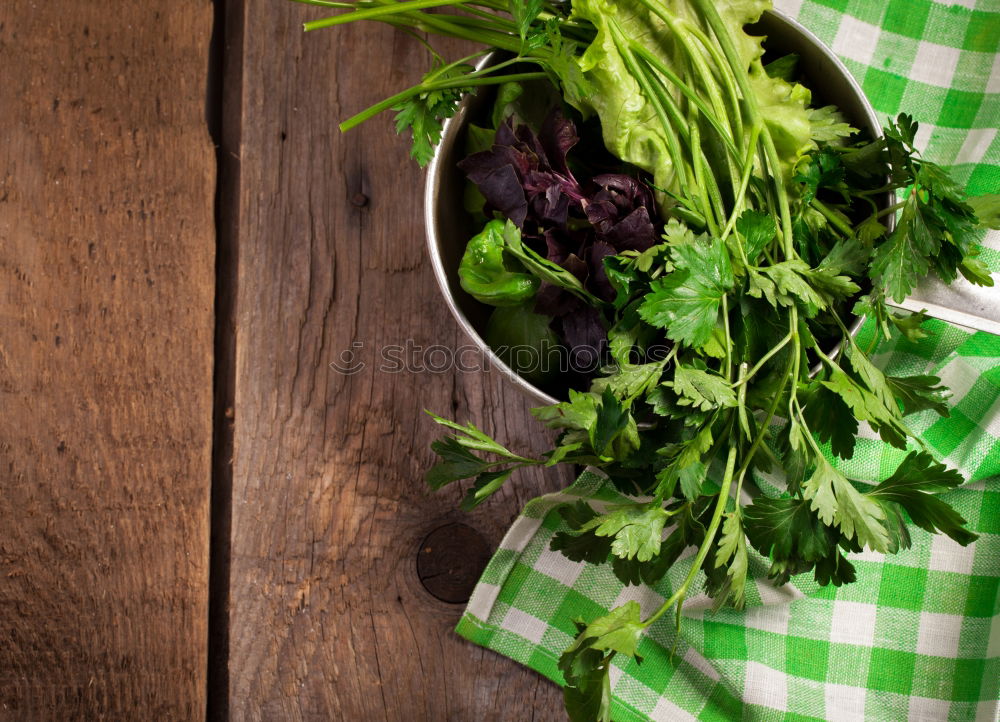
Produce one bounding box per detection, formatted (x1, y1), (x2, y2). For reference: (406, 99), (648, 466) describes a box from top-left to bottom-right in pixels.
(207, 0), (242, 718)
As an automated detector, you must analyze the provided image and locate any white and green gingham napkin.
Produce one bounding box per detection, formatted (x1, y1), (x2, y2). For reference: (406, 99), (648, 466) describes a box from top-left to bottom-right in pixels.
(456, 1), (1000, 719)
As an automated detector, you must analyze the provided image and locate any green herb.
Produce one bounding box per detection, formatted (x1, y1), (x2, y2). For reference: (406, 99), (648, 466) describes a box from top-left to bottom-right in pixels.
(300, 0), (998, 719)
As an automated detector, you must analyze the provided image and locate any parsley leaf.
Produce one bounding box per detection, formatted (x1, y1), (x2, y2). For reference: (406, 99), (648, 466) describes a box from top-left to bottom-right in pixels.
(581, 504), (669, 562)
(889, 309), (931, 342)
(392, 62), (473, 166)
(559, 601), (647, 722)
(613, 500), (708, 587)
(511, 0), (545, 43)
(551, 501), (615, 564)
(638, 235), (733, 348)
(794, 148), (845, 203)
(885, 112), (918, 148)
(533, 389), (599, 432)
(870, 226), (931, 303)
(867, 452), (977, 546)
(821, 365), (908, 450)
(562, 601), (645, 661)
(593, 387), (632, 457)
(460, 468), (515, 510)
(592, 361), (665, 402)
(655, 425), (713, 500)
(426, 436), (491, 489)
(748, 260), (828, 317)
(808, 105), (857, 143)
(563, 666), (612, 722)
(886, 374), (951, 417)
(967, 193), (1000, 229)
(819, 237), (870, 277)
(802, 384), (857, 459)
(667, 365), (737, 412)
(744, 495), (856, 587)
(713, 509), (749, 609)
(425, 412), (542, 506)
(802, 455), (890, 553)
(427, 411), (531, 456)
(736, 209), (777, 264)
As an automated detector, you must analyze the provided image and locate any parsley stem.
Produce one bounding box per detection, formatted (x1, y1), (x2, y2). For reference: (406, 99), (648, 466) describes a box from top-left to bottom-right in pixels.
(720, 122), (763, 240)
(854, 183), (897, 198)
(629, 43), (742, 165)
(422, 50), (490, 85)
(338, 71), (547, 132)
(609, 23), (692, 198)
(687, 0), (794, 250)
(641, 442), (738, 629)
(733, 346), (796, 489)
(722, 294), (732, 381)
(793, 399), (826, 459)
(786, 309), (802, 424)
(305, 0), (480, 30)
(874, 200), (906, 219)
(736, 361), (751, 443)
(690, 122), (720, 235)
(732, 331), (793, 388)
(810, 198), (855, 238)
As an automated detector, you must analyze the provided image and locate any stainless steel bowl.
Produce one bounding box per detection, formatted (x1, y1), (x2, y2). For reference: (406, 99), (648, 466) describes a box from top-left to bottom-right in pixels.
(425, 9), (880, 407)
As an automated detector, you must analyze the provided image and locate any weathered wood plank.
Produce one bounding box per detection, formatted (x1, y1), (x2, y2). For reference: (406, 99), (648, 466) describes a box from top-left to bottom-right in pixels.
(225, 2), (569, 718)
(0, 2), (216, 719)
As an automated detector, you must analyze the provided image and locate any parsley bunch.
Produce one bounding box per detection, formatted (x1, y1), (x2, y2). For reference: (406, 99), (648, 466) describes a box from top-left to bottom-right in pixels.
(301, 0), (998, 719)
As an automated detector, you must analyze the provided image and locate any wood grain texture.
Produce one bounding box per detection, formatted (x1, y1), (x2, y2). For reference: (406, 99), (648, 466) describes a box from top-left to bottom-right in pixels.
(224, 2), (571, 719)
(0, 2), (216, 720)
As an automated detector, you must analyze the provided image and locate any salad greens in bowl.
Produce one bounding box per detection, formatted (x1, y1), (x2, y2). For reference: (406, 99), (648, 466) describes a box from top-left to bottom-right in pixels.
(426, 9), (886, 406)
(299, 0), (999, 718)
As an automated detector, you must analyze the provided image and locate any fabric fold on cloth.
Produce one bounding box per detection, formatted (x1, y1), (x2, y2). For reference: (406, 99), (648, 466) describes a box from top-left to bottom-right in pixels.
(456, 0), (999, 716)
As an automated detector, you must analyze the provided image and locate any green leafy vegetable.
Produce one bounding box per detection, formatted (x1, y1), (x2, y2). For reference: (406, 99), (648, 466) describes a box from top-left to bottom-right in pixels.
(802, 455), (890, 553)
(638, 235), (734, 348)
(459, 219), (540, 306)
(580, 503), (669, 561)
(867, 452), (977, 546)
(301, 1), (990, 718)
(485, 304), (561, 385)
(393, 60), (475, 166)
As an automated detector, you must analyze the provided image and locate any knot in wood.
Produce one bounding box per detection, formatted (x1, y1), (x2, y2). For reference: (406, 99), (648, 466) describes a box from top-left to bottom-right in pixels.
(416, 522), (491, 604)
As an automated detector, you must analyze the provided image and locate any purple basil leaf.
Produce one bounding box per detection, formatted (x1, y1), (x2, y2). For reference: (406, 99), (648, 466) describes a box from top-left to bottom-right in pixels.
(601, 206), (656, 252)
(562, 253), (589, 283)
(587, 241), (617, 301)
(539, 109), (579, 177)
(479, 165), (528, 227)
(561, 306), (606, 372)
(592, 173), (655, 211)
(534, 282), (582, 318)
(544, 229), (572, 266)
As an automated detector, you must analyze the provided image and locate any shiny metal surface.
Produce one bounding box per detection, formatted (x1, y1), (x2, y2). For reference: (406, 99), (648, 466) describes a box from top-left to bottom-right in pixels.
(425, 10), (885, 407)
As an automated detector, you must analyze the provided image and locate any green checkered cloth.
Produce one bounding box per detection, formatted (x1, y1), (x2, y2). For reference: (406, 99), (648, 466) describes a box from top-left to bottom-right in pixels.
(456, 1), (1000, 720)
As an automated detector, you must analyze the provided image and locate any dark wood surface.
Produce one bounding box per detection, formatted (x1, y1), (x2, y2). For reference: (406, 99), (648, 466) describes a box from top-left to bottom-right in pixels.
(1, 0), (571, 719)
(0, 1), (216, 720)
(222, 2), (569, 719)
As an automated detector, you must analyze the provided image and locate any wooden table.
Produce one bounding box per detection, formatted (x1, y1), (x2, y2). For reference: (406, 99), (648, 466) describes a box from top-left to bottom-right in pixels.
(1, 1), (573, 719)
